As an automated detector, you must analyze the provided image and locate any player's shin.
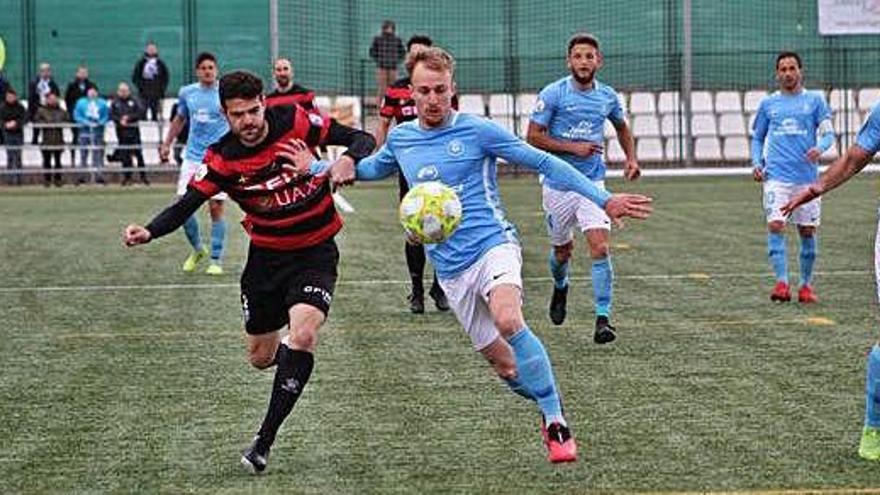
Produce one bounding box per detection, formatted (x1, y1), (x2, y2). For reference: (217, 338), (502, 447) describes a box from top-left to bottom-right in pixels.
(592, 257), (613, 317)
(549, 249), (570, 289)
(256, 343), (314, 448)
(211, 219), (226, 262)
(768, 232), (788, 282)
(507, 327), (565, 425)
(866, 344), (880, 428)
(183, 215), (202, 250)
(799, 234), (817, 286)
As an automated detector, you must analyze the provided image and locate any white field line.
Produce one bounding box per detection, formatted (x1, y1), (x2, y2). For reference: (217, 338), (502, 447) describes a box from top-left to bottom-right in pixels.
(0, 269), (871, 293)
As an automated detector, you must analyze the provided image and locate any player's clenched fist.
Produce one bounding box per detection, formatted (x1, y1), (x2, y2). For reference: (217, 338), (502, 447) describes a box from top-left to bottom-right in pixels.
(123, 224), (152, 246)
(603, 193), (653, 228)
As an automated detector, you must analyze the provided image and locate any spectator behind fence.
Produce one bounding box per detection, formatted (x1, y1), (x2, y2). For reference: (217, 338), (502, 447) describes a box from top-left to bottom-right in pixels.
(64, 65), (97, 168)
(35, 92), (68, 187)
(73, 86), (109, 185)
(369, 20), (406, 105)
(168, 101), (189, 165)
(27, 62), (60, 145)
(132, 42), (169, 121)
(110, 82), (149, 186)
(1, 87), (26, 185)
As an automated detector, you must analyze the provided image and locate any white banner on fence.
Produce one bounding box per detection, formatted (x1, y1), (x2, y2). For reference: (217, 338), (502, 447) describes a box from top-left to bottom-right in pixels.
(818, 0), (880, 35)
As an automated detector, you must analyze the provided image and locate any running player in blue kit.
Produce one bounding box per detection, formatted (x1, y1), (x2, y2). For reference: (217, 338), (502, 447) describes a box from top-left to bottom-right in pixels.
(306, 46), (652, 463)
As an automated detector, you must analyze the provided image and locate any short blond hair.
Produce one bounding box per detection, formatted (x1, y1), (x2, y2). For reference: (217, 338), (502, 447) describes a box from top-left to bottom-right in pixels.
(405, 46), (455, 75)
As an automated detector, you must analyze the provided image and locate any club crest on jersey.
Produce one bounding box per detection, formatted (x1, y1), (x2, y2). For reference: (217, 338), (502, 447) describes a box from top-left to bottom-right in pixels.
(195, 163), (209, 181)
(417, 165), (440, 181)
(446, 139), (465, 157)
(533, 99), (545, 114)
(308, 113), (323, 127)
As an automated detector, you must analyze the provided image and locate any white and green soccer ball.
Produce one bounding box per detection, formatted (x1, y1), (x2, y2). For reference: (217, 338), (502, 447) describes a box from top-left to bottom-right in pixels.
(399, 181), (463, 244)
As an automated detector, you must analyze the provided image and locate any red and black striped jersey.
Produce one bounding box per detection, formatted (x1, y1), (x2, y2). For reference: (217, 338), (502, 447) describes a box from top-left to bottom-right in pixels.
(266, 84), (316, 112)
(186, 105), (368, 250)
(379, 76), (459, 123)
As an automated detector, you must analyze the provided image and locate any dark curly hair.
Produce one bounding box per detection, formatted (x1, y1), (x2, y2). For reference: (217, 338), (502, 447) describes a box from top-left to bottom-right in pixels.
(219, 70), (264, 108)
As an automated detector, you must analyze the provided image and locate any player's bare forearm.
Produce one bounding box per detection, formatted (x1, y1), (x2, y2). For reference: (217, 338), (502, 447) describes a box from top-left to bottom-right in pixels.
(615, 123), (636, 161)
(526, 123), (576, 155)
(144, 188), (208, 239)
(817, 146), (872, 196)
(162, 115), (186, 148)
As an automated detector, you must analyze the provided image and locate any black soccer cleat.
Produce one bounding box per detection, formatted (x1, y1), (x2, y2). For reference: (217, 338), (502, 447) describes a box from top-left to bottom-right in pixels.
(594, 316), (617, 344)
(549, 285), (568, 325)
(408, 291), (425, 314)
(429, 284), (450, 312)
(240, 436), (270, 475)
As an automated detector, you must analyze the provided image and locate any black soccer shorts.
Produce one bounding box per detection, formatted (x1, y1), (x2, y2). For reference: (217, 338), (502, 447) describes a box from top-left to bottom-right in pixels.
(239, 239), (339, 335)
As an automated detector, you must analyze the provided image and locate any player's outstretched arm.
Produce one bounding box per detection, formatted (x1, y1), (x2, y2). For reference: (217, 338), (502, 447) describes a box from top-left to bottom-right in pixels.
(781, 145), (873, 216)
(322, 120), (377, 186)
(123, 189), (208, 247)
(160, 114), (186, 163)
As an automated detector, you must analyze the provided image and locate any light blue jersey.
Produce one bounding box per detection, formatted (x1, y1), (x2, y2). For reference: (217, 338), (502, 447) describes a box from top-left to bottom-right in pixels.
(751, 89), (834, 185)
(856, 103), (880, 155)
(176, 83), (229, 162)
(530, 76), (625, 186)
(328, 112), (612, 279)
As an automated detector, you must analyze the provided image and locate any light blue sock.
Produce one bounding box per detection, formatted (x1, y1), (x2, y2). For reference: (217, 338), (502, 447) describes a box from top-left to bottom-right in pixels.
(183, 215), (202, 251)
(866, 344), (880, 428)
(506, 327), (565, 425)
(768, 232), (788, 283)
(548, 249), (569, 290)
(592, 257), (613, 317)
(799, 235), (817, 286)
(210, 219), (226, 262)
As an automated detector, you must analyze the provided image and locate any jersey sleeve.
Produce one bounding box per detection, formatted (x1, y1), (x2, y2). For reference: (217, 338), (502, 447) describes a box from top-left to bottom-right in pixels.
(530, 84), (558, 128)
(607, 89), (626, 126)
(750, 100), (769, 167)
(353, 140), (399, 181)
(187, 149), (224, 197)
(856, 105), (880, 155)
(176, 87), (189, 119)
(813, 94), (833, 125)
(292, 107), (331, 147)
(475, 118), (611, 207)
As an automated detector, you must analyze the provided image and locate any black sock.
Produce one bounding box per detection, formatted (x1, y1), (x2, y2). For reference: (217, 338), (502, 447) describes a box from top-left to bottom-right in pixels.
(405, 242), (426, 295)
(429, 272), (443, 294)
(256, 345), (314, 448)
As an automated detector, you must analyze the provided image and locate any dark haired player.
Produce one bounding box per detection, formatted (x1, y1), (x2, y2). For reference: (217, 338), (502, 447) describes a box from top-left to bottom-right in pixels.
(375, 34), (453, 313)
(123, 70), (375, 474)
(527, 33), (640, 343)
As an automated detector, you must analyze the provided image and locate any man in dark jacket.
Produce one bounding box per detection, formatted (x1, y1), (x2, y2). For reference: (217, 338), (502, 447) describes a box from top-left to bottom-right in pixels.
(1, 88), (27, 185)
(369, 20), (405, 105)
(27, 62), (60, 145)
(131, 42), (169, 121)
(110, 82), (149, 186)
(64, 65), (97, 167)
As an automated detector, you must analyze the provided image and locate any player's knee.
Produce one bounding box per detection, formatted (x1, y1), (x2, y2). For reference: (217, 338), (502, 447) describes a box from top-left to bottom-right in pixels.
(798, 225), (816, 238)
(768, 221), (785, 233)
(288, 327), (318, 351)
(248, 349), (276, 369)
(493, 312), (524, 337)
(588, 240), (609, 259)
(494, 361), (518, 381)
(554, 243), (573, 263)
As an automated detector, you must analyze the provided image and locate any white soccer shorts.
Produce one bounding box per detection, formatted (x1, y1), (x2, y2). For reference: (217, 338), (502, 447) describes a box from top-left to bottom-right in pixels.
(438, 242), (524, 351)
(763, 180), (820, 226)
(542, 181), (610, 246)
(177, 158), (228, 200)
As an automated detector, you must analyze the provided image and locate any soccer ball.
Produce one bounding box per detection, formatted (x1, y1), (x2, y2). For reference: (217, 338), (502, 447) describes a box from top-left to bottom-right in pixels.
(399, 181), (463, 244)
